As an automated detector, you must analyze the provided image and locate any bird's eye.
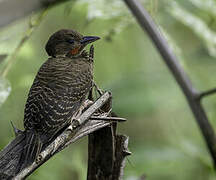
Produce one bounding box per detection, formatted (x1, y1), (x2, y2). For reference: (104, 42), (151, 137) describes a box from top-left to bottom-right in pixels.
(67, 39), (74, 44)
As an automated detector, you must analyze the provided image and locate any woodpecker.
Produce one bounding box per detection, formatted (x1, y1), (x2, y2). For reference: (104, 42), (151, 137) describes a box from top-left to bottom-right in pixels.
(21, 29), (100, 167)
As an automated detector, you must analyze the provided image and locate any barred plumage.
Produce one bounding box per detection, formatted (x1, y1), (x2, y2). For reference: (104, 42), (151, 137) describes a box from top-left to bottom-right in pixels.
(24, 56), (93, 135)
(20, 29), (100, 168)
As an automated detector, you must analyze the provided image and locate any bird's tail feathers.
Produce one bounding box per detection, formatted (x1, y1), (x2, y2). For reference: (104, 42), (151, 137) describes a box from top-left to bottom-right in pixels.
(21, 130), (42, 169)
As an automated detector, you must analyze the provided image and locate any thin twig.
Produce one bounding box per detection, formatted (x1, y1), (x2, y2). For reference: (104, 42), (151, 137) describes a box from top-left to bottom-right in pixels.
(124, 0), (216, 168)
(198, 88), (216, 100)
(90, 116), (127, 122)
(1, 8), (48, 77)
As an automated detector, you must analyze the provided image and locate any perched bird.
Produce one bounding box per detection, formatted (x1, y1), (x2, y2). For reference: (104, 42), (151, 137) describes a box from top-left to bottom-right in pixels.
(21, 29), (100, 167)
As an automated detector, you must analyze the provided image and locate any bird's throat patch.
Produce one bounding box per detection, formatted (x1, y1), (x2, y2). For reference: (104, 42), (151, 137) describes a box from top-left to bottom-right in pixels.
(70, 47), (80, 55)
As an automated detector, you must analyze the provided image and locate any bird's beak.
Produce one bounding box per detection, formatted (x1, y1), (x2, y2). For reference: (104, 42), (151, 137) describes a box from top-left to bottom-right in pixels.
(80, 36), (100, 45)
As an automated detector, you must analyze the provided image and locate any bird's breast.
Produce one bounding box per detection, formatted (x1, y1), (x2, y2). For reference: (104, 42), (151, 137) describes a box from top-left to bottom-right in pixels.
(37, 57), (93, 92)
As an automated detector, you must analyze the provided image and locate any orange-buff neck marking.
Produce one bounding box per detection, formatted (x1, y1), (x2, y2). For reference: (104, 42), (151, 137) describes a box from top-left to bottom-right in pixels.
(70, 47), (80, 55)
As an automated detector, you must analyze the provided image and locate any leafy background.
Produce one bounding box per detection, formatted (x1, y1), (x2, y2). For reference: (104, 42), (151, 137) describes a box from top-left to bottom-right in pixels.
(1, 0), (216, 179)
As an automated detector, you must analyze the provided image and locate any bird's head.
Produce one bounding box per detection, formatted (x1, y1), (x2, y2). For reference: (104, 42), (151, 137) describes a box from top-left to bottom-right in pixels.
(45, 29), (100, 57)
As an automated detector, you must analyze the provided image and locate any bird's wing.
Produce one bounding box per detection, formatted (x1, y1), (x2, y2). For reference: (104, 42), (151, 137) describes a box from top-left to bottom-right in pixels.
(24, 57), (93, 138)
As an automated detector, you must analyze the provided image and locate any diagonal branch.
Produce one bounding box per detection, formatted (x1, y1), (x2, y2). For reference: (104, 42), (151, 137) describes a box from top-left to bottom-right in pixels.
(15, 92), (112, 179)
(0, 92), (116, 179)
(124, 0), (216, 168)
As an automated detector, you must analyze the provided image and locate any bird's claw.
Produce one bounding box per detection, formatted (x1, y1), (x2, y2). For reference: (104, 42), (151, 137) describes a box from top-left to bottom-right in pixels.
(71, 119), (80, 129)
(36, 154), (43, 164)
(70, 99), (94, 129)
(83, 99), (94, 110)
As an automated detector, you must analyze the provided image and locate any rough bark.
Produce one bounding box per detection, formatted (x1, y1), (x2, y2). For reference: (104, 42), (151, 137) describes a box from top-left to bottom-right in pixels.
(87, 94), (131, 180)
(0, 92), (129, 179)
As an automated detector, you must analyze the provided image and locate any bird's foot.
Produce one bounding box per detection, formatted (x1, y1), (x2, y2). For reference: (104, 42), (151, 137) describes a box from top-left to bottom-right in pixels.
(83, 99), (94, 110)
(71, 119), (80, 130)
(36, 154), (43, 164)
(71, 99), (94, 129)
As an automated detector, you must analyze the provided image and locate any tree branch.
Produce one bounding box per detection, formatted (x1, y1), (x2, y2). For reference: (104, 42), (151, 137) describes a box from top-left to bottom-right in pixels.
(198, 88), (216, 100)
(0, 92), (118, 179)
(0, 0), (69, 28)
(124, 0), (216, 168)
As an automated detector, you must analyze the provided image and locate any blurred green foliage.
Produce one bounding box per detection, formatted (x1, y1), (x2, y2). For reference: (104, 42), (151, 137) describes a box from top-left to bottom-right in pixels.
(1, 0), (216, 179)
